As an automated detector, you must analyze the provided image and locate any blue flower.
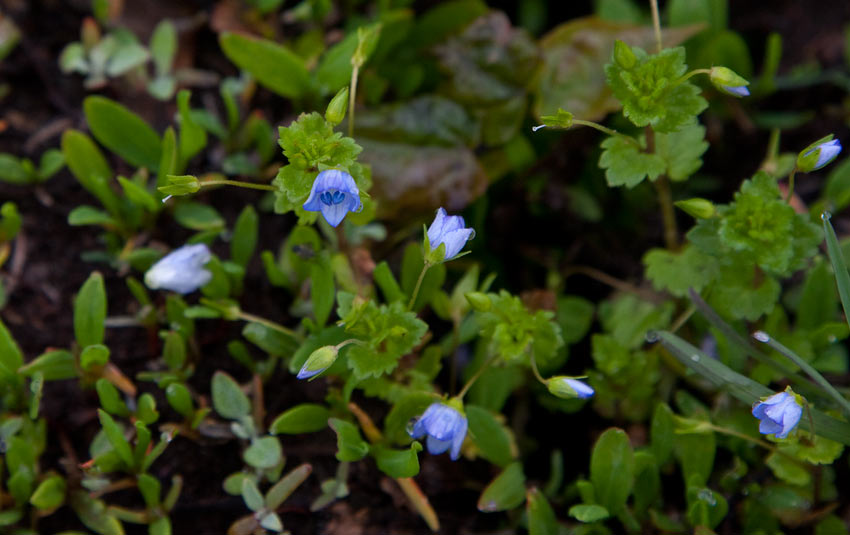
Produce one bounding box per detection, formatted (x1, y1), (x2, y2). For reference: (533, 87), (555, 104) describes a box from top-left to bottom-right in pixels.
(409, 401), (467, 461)
(144, 244), (212, 294)
(303, 169), (362, 227)
(721, 85), (750, 97)
(426, 208), (475, 262)
(752, 391), (802, 439)
(800, 139), (842, 171)
(547, 377), (595, 399)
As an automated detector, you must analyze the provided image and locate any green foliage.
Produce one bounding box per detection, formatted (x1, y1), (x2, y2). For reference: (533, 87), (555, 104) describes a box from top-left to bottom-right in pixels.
(605, 44), (707, 132)
(474, 290), (563, 368)
(336, 293), (427, 379)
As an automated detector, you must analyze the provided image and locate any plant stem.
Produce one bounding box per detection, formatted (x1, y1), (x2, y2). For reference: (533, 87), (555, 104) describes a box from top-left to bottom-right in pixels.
(706, 424), (776, 452)
(645, 126), (679, 250)
(457, 355), (497, 399)
(673, 68), (712, 87)
(572, 119), (640, 147)
(529, 351), (547, 384)
(348, 65), (359, 138)
(785, 167), (798, 203)
(753, 331), (850, 419)
(200, 179), (277, 192)
(649, 0), (662, 53)
(407, 263), (430, 310)
(238, 310), (295, 336)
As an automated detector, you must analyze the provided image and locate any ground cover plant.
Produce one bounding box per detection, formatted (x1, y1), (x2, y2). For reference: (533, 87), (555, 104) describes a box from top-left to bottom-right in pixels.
(3, 0), (850, 533)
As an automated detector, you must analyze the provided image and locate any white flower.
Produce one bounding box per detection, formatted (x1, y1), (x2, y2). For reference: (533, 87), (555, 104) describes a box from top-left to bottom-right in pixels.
(144, 244), (212, 294)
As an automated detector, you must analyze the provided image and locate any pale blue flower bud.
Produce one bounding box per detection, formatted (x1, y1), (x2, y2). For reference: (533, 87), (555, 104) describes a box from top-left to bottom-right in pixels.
(303, 169), (362, 227)
(297, 345), (338, 380)
(721, 85), (750, 97)
(144, 244), (212, 294)
(547, 377), (595, 399)
(426, 207), (474, 263)
(409, 400), (467, 461)
(797, 137), (842, 172)
(751, 391), (802, 439)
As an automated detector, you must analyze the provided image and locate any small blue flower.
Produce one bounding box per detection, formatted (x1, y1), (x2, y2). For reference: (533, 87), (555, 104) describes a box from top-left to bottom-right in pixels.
(144, 244), (212, 294)
(296, 346), (338, 380)
(547, 377), (595, 399)
(409, 401), (468, 461)
(303, 169), (362, 227)
(721, 85), (750, 97)
(426, 208), (475, 262)
(801, 139), (842, 171)
(752, 391), (802, 439)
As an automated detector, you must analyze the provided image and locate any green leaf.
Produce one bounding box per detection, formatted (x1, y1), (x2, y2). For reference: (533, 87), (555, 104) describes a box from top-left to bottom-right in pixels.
(824, 214), (850, 333)
(401, 242), (447, 311)
(466, 405), (515, 467)
(117, 176), (158, 212)
(174, 202), (224, 231)
(165, 383), (194, 418)
(242, 322), (298, 356)
(0, 317), (24, 385)
(18, 350), (76, 380)
(30, 475), (66, 510)
(328, 418), (369, 462)
(643, 245), (717, 297)
(477, 462), (526, 512)
(605, 45), (707, 132)
(211, 371), (251, 420)
(231, 205), (258, 268)
(244, 436), (283, 469)
(343, 300), (428, 379)
(314, 29), (359, 95)
(650, 402), (674, 465)
(765, 451), (810, 486)
(149, 20), (176, 76)
(61, 130), (121, 216)
(70, 490), (125, 535)
(655, 122), (708, 181)
(241, 478), (264, 512)
(219, 32), (310, 99)
(96, 378), (129, 417)
(84, 96), (162, 170)
(97, 409), (134, 468)
(0, 153), (29, 184)
(270, 403), (330, 434)
(590, 428), (634, 515)
(373, 442), (422, 478)
(137, 473), (161, 508)
(37, 148), (65, 180)
(265, 463), (312, 509)
(68, 205), (116, 226)
(599, 134), (665, 188)
(633, 450), (660, 512)
(310, 260), (335, 328)
(74, 271), (107, 347)
(373, 261), (405, 303)
(568, 503), (610, 523)
(136, 393), (159, 424)
(797, 256), (839, 330)
(526, 488), (559, 535)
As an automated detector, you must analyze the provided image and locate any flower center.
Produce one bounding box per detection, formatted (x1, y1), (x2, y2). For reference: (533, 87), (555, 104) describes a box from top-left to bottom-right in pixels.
(319, 190), (346, 206)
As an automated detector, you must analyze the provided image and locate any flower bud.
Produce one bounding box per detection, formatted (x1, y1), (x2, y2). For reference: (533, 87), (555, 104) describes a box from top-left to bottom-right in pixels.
(325, 87), (349, 126)
(797, 135), (842, 172)
(297, 345), (339, 380)
(547, 376), (594, 399)
(674, 198), (716, 219)
(158, 175), (200, 197)
(465, 292), (491, 312)
(709, 66), (750, 97)
(613, 40), (637, 70)
(534, 108), (573, 132)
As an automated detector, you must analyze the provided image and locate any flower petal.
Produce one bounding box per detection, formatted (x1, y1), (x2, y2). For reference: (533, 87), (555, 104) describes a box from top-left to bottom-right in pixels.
(440, 228), (475, 260)
(427, 208), (448, 245)
(449, 416), (467, 460)
(426, 435), (452, 455)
